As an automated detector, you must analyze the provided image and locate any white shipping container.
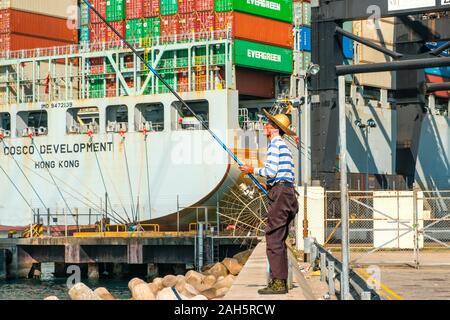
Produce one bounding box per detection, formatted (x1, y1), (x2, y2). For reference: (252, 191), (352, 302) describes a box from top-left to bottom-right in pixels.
(0, 0), (77, 19)
(293, 2), (311, 26)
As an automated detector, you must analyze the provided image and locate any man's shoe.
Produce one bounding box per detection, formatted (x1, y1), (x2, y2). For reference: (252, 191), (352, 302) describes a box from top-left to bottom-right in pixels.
(258, 279), (288, 295)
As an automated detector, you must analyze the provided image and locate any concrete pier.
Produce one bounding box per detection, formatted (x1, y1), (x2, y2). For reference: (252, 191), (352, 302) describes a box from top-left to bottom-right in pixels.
(224, 241), (309, 300)
(0, 236), (256, 279)
(0, 249), (6, 280)
(146, 263), (158, 280)
(88, 263), (100, 280)
(40, 262), (56, 280)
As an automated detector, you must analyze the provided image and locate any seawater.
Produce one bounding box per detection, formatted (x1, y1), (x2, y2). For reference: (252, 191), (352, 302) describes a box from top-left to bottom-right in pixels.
(0, 279), (131, 300)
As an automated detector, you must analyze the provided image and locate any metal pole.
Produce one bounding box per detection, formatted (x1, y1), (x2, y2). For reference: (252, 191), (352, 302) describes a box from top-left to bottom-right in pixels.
(413, 187), (419, 268)
(216, 195), (220, 236)
(47, 208), (50, 236)
(177, 195), (180, 235)
(304, 78), (310, 186)
(339, 75), (350, 300)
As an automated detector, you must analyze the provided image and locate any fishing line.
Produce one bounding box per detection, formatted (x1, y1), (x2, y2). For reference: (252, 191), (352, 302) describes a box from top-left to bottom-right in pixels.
(83, 0), (267, 196)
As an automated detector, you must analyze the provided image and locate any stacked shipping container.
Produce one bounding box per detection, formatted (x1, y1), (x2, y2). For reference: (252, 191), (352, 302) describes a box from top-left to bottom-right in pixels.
(293, 0), (311, 71)
(0, 1), (78, 52)
(79, 0), (294, 97)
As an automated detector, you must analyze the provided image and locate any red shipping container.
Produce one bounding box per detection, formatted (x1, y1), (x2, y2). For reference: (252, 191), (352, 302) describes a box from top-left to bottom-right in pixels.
(143, 0), (160, 17)
(90, 57), (104, 74)
(195, 11), (215, 39)
(195, 0), (214, 12)
(179, 0), (195, 13)
(106, 76), (117, 97)
(107, 21), (126, 42)
(232, 12), (293, 49)
(236, 67), (275, 98)
(426, 74), (450, 98)
(0, 33), (73, 52)
(90, 0), (107, 24)
(160, 15), (179, 43)
(178, 13), (196, 41)
(126, 0), (143, 19)
(90, 22), (108, 43)
(0, 9), (11, 34)
(214, 12), (233, 39)
(178, 70), (189, 92)
(0, 9), (77, 43)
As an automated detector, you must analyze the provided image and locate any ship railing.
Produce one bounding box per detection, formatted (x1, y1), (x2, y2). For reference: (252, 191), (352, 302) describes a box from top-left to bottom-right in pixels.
(0, 29), (232, 61)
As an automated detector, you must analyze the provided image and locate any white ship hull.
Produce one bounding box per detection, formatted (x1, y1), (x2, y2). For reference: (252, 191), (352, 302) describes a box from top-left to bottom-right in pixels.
(0, 89), (247, 227)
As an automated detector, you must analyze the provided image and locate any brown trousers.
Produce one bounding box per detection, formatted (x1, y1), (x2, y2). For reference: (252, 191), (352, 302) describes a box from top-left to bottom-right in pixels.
(265, 184), (299, 280)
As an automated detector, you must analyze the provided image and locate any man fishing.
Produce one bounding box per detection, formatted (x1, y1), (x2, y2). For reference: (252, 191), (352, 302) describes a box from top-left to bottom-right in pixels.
(240, 110), (299, 294)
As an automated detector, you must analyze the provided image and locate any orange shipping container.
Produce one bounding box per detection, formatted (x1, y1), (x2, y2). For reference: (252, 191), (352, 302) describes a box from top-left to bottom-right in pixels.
(0, 9), (77, 43)
(230, 12), (293, 49)
(0, 33), (74, 52)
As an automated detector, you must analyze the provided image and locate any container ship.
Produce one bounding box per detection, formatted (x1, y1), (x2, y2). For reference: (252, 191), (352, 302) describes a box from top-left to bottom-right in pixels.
(0, 0), (448, 230)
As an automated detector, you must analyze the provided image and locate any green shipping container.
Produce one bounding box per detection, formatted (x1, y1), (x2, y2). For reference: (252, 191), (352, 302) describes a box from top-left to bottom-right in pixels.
(215, 0), (233, 12)
(106, 0), (125, 22)
(233, 0), (292, 23)
(234, 39), (293, 73)
(80, 2), (90, 26)
(126, 19), (143, 43)
(158, 73), (175, 93)
(89, 75), (105, 98)
(160, 0), (178, 16)
(302, 2), (311, 26)
(143, 17), (161, 38)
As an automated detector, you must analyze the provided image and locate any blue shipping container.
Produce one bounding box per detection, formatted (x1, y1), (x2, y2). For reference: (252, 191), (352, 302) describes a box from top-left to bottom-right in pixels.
(343, 36), (354, 59)
(425, 67), (450, 78)
(80, 26), (90, 43)
(425, 41), (450, 56)
(295, 26), (311, 52)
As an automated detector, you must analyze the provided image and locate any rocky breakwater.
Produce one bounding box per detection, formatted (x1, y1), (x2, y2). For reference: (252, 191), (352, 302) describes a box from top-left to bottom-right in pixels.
(45, 249), (253, 301)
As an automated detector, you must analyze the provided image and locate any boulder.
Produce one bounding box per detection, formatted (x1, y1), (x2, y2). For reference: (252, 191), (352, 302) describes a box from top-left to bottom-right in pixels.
(185, 270), (204, 287)
(156, 287), (187, 300)
(215, 287), (229, 298)
(147, 282), (160, 295)
(176, 275), (185, 283)
(201, 263), (215, 273)
(203, 275), (217, 287)
(68, 283), (101, 300)
(128, 278), (146, 291)
(132, 283), (155, 300)
(178, 283), (198, 298)
(205, 263), (228, 278)
(233, 249), (253, 265)
(152, 277), (164, 290)
(222, 258), (243, 275)
(217, 276), (224, 282)
(190, 295), (208, 300)
(213, 274), (235, 290)
(94, 287), (115, 300)
(44, 296), (59, 300)
(201, 288), (218, 300)
(162, 275), (178, 288)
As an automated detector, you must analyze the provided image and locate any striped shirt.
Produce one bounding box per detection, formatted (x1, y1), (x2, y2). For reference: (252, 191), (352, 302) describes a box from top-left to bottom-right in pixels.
(254, 135), (295, 186)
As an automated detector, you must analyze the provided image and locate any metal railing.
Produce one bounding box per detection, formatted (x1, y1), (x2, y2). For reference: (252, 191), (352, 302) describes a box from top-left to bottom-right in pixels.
(0, 29), (233, 61)
(306, 238), (381, 300)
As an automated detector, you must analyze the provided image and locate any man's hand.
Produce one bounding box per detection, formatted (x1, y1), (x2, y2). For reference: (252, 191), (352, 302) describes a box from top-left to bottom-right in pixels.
(240, 164), (254, 175)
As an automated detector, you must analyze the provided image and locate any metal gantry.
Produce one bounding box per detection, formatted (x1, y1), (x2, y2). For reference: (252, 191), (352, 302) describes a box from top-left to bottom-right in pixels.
(0, 31), (234, 106)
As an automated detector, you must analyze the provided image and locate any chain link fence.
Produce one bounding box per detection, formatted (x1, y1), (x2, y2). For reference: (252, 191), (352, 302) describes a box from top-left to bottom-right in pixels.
(324, 190), (450, 266)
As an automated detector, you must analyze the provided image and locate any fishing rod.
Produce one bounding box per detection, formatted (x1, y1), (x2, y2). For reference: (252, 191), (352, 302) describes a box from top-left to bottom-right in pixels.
(82, 0), (268, 196)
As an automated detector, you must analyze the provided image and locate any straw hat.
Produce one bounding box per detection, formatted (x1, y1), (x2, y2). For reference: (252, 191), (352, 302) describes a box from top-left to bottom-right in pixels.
(263, 109), (296, 136)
